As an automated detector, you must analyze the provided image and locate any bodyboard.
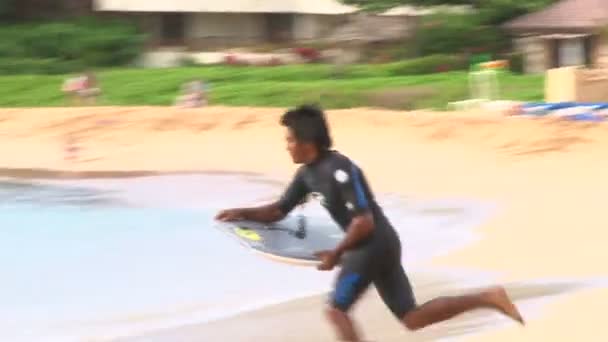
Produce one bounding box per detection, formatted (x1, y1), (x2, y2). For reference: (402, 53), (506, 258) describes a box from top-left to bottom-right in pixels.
(215, 216), (344, 266)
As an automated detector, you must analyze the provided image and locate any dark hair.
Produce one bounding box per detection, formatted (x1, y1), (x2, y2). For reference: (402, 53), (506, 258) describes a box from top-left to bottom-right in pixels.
(280, 104), (332, 151)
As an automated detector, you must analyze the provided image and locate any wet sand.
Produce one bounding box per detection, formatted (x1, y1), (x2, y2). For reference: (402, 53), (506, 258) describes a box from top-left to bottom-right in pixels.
(1, 106), (607, 341)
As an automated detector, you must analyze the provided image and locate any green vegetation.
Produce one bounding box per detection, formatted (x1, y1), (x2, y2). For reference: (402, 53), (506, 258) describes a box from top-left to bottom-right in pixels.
(0, 64), (544, 110)
(0, 0), (553, 109)
(0, 17), (145, 74)
(415, 13), (508, 56)
(340, 0), (557, 20)
(341, 0), (559, 61)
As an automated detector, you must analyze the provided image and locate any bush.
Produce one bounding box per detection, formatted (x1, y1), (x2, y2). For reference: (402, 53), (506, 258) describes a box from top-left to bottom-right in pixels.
(387, 55), (467, 76)
(415, 12), (508, 57)
(506, 52), (524, 74)
(0, 25), (22, 56)
(17, 23), (81, 60)
(0, 0), (16, 20)
(75, 18), (145, 66)
(0, 17), (145, 74)
(478, 0), (557, 26)
(0, 58), (85, 75)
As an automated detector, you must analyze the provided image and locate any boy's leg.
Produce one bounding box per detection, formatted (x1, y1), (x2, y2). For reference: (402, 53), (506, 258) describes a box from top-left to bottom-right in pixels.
(402, 287), (524, 330)
(375, 263), (524, 331)
(326, 249), (375, 341)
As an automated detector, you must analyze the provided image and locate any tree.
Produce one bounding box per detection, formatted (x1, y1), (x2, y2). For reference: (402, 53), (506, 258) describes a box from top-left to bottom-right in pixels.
(0, 0), (16, 20)
(340, 0), (480, 12)
(339, 0), (558, 24)
(478, 0), (558, 25)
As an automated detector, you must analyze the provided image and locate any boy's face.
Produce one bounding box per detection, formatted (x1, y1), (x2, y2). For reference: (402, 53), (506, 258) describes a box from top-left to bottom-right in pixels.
(285, 128), (316, 164)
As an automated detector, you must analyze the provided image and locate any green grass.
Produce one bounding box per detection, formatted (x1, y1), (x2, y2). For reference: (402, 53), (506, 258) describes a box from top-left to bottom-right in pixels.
(0, 65), (545, 110)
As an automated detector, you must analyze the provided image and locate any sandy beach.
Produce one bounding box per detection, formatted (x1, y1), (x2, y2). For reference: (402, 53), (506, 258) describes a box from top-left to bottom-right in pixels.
(1, 106), (607, 341)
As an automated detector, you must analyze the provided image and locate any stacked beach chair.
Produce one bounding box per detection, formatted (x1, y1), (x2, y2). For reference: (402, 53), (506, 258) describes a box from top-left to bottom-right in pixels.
(518, 102), (608, 122)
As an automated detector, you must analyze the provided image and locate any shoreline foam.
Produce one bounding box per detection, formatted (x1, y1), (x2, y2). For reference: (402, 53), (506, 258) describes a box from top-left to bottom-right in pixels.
(1, 173), (497, 342)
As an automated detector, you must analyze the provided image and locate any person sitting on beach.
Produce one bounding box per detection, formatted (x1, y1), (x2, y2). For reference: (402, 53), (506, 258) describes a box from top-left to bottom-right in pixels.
(174, 79), (208, 108)
(215, 104), (524, 341)
(61, 71), (101, 106)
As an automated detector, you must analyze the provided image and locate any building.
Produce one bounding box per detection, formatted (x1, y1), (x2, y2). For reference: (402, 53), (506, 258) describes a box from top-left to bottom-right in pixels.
(503, 0), (608, 74)
(94, 0), (359, 49)
(94, 1), (435, 66)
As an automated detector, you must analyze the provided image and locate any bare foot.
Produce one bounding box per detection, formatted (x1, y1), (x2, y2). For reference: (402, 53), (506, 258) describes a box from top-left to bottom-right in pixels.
(483, 286), (525, 325)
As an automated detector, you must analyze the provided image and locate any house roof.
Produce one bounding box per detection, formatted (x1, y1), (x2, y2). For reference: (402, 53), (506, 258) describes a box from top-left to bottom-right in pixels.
(94, 0), (357, 14)
(503, 0), (608, 34)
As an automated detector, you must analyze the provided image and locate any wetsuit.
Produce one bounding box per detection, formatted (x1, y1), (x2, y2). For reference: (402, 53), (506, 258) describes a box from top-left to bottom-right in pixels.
(277, 150), (417, 318)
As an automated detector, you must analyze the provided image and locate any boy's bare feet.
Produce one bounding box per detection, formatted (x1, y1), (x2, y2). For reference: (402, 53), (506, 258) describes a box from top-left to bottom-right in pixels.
(482, 286), (525, 325)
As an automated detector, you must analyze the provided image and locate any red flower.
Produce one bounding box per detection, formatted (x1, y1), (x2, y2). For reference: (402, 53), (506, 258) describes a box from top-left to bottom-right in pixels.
(224, 54), (238, 65)
(293, 47), (321, 62)
(436, 64), (450, 72)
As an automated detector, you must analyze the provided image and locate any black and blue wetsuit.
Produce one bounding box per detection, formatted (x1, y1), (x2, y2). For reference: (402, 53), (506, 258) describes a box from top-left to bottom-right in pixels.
(277, 150), (417, 317)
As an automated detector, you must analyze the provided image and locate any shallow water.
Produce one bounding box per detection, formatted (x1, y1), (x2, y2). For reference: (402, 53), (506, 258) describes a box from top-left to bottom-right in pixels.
(0, 173), (495, 341)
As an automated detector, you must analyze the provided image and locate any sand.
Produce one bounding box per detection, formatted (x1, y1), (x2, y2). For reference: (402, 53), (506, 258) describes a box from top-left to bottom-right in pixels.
(1, 106), (607, 341)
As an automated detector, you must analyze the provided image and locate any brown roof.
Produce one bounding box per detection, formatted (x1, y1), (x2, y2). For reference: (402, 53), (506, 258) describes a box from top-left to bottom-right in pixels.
(503, 0), (608, 34)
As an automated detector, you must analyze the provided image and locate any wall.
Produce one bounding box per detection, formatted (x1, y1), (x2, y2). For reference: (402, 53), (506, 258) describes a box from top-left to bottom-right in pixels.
(187, 13), (345, 46)
(137, 49), (187, 68)
(138, 51), (302, 67)
(187, 13), (266, 48)
(515, 36), (549, 74)
(140, 14), (162, 46)
(293, 14), (345, 41)
(595, 38), (608, 68)
(575, 68), (608, 102)
(544, 67), (578, 102)
(545, 66), (608, 102)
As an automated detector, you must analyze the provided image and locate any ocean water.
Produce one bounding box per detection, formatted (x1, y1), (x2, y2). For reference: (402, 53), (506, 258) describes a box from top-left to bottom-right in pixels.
(0, 173), (495, 341)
